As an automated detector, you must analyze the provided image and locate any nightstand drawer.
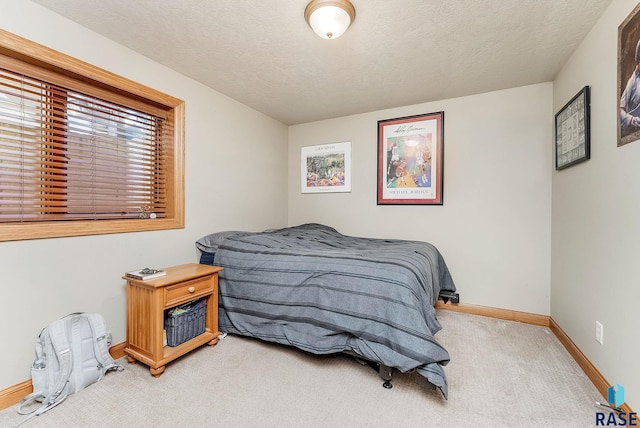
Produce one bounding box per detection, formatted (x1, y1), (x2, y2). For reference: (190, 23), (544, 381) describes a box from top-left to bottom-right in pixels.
(164, 276), (214, 307)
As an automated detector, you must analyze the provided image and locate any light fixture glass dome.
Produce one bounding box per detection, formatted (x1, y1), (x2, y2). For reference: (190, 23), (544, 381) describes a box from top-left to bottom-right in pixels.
(305, 0), (356, 40)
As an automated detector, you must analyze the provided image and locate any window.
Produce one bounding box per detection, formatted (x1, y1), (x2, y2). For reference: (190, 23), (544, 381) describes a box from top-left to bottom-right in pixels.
(0, 30), (184, 241)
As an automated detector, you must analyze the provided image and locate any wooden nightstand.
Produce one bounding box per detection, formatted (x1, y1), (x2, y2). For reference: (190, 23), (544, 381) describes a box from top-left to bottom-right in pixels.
(123, 263), (223, 377)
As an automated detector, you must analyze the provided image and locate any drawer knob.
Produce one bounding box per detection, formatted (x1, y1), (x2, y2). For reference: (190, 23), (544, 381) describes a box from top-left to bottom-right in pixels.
(188, 286), (195, 293)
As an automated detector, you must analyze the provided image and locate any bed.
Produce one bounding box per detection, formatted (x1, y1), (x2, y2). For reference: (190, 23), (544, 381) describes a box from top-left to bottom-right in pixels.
(196, 223), (457, 397)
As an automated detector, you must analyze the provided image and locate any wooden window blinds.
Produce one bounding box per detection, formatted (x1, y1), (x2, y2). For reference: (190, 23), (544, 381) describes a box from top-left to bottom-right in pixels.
(0, 30), (184, 241)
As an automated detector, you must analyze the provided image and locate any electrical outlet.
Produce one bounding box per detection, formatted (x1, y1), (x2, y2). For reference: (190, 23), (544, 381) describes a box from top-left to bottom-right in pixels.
(595, 321), (604, 345)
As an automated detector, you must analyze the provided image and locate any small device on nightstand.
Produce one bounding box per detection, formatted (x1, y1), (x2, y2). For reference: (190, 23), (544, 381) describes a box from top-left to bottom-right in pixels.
(123, 263), (223, 377)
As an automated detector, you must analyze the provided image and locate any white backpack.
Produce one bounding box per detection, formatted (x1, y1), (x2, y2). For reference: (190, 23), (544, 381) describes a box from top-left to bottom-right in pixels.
(16, 313), (122, 425)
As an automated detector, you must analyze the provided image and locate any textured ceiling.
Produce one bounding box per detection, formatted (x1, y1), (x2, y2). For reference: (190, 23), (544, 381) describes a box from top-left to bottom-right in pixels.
(32, 0), (612, 125)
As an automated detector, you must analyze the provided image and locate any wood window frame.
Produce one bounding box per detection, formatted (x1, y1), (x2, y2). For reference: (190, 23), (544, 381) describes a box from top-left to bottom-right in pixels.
(0, 30), (185, 242)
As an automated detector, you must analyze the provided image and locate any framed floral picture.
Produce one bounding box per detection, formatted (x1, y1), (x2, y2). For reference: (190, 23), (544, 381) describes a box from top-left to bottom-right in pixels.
(301, 142), (351, 193)
(377, 112), (444, 205)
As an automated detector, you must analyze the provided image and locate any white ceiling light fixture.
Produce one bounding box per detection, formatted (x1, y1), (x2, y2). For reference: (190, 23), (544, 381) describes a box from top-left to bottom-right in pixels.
(304, 0), (356, 40)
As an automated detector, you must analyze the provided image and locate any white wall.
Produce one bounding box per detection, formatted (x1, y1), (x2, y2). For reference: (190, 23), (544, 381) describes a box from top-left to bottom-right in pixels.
(288, 83), (553, 316)
(0, 1), (288, 390)
(552, 0), (640, 411)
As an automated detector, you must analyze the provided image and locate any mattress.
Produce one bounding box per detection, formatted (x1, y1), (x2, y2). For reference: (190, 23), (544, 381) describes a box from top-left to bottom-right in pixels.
(197, 223), (456, 397)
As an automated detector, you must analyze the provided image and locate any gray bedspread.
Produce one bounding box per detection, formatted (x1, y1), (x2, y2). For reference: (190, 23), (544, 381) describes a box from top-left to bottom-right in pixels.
(199, 223), (456, 397)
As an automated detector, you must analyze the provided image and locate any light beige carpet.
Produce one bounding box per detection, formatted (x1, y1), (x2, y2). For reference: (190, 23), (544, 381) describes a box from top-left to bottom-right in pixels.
(0, 310), (608, 427)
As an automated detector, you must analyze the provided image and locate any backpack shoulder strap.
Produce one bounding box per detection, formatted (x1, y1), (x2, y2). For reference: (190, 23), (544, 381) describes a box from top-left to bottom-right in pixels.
(40, 320), (73, 407)
(84, 313), (121, 376)
(15, 320), (73, 424)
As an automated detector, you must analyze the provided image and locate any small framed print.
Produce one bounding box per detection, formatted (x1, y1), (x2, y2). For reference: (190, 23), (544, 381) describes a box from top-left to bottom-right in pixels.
(377, 112), (444, 205)
(555, 86), (590, 170)
(301, 142), (351, 193)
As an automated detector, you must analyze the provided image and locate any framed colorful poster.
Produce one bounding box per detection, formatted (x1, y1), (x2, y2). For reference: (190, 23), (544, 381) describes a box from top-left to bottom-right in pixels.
(301, 142), (351, 193)
(377, 112), (444, 205)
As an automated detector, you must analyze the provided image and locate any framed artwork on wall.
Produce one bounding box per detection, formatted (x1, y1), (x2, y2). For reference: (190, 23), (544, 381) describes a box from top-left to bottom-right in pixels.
(555, 86), (590, 170)
(301, 142), (351, 193)
(377, 112), (444, 205)
(618, 3), (640, 147)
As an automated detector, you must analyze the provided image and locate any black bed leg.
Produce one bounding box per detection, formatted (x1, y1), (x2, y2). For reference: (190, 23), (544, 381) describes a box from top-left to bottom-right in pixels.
(379, 364), (393, 389)
(349, 354), (394, 389)
(439, 290), (460, 304)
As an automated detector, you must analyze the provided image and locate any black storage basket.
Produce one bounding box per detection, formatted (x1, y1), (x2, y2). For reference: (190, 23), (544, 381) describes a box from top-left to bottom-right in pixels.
(164, 299), (206, 347)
